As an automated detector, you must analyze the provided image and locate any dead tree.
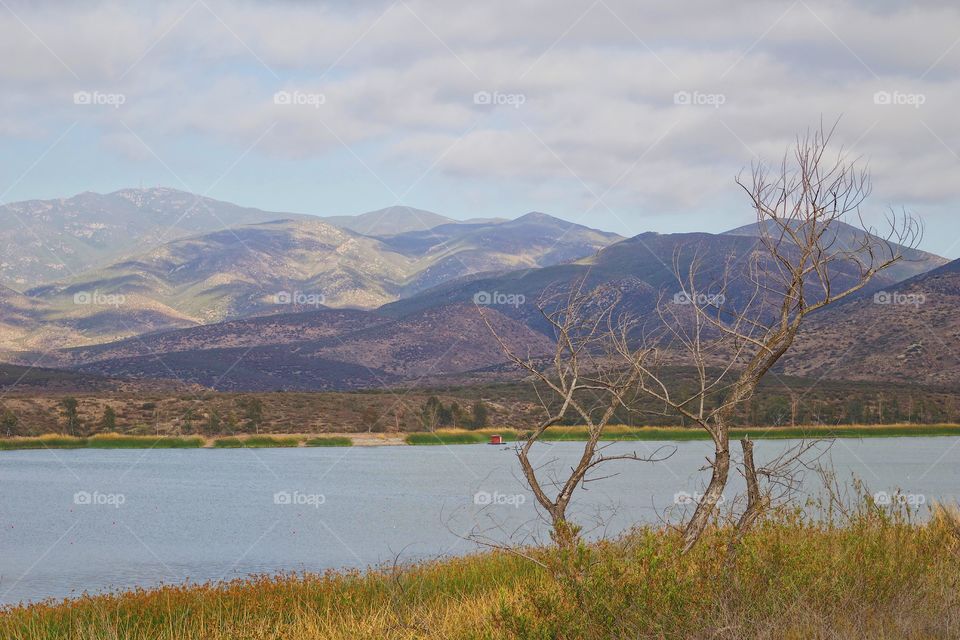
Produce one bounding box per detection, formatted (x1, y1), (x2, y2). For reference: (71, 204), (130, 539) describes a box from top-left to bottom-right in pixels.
(611, 122), (921, 551)
(480, 282), (672, 548)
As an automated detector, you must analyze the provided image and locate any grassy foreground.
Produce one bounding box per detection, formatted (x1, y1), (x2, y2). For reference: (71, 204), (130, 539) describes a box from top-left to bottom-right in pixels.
(406, 423), (960, 445)
(0, 433), (354, 451)
(2, 504), (959, 639)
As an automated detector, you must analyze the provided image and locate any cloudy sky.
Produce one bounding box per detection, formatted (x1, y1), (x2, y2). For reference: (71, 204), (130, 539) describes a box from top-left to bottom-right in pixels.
(2, 0), (960, 255)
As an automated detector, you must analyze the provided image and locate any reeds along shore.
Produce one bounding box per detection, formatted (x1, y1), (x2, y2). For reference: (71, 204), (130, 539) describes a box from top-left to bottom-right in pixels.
(2, 424), (960, 450)
(2, 501), (959, 639)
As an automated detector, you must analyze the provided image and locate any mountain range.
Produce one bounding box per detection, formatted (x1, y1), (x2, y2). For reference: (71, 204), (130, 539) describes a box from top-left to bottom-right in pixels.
(0, 189), (621, 349)
(0, 187), (956, 393)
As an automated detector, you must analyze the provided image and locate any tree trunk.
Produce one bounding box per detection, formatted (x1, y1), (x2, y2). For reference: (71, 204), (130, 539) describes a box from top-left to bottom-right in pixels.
(682, 433), (730, 552)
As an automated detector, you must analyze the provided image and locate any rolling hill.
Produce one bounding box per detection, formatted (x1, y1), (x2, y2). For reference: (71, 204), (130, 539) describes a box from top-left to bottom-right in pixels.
(19, 305), (553, 391)
(0, 187), (309, 289)
(783, 257), (960, 386)
(320, 206), (455, 236)
(21, 212), (620, 344)
(381, 226), (921, 333)
(26, 218), (416, 325)
(724, 220), (948, 284)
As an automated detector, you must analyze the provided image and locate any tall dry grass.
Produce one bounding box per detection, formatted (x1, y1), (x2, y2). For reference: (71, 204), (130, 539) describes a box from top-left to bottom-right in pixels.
(2, 501), (959, 639)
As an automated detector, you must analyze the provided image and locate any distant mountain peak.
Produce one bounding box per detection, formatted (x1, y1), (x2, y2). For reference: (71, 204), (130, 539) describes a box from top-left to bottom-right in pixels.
(515, 211), (553, 220)
(320, 206), (453, 236)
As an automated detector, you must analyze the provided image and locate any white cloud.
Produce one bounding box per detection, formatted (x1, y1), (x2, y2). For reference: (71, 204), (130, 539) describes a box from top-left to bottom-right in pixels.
(3, 0), (960, 252)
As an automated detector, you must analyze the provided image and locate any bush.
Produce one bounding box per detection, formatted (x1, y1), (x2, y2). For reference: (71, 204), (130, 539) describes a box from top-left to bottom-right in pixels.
(304, 436), (352, 447)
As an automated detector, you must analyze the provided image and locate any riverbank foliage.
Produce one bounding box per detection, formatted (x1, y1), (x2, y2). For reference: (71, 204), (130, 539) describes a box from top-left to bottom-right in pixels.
(0, 433), (205, 450)
(3, 502), (959, 639)
(405, 423), (960, 445)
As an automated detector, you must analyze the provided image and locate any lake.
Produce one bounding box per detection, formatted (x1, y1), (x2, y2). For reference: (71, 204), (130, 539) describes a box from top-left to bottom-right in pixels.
(1, 437), (958, 606)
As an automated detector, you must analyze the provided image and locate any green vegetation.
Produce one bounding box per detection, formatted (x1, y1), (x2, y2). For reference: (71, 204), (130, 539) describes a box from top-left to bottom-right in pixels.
(405, 431), (497, 445)
(60, 396), (79, 436)
(0, 424), (958, 451)
(212, 435), (301, 448)
(405, 424), (960, 444)
(0, 433), (204, 450)
(304, 436), (352, 447)
(85, 434), (204, 449)
(2, 503), (958, 639)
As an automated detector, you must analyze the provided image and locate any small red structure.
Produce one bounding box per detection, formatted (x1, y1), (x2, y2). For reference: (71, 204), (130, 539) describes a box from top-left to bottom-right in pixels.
(488, 434), (504, 445)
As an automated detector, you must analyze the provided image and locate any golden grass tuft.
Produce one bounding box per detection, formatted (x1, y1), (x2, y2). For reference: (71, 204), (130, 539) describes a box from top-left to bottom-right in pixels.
(3, 502), (959, 639)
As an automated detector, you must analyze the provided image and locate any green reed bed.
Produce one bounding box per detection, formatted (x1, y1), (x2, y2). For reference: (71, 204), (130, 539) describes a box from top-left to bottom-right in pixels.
(304, 436), (353, 447)
(0, 433), (204, 451)
(212, 435), (302, 448)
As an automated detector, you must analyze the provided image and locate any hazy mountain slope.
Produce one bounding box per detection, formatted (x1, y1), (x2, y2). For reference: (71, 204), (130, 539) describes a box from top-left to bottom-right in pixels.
(387, 212), (624, 292)
(35, 304), (553, 391)
(724, 219), (947, 283)
(383, 228), (932, 333)
(0, 282), (197, 352)
(320, 206), (454, 236)
(31, 309), (388, 368)
(21, 212), (620, 346)
(27, 219), (418, 326)
(0, 188), (310, 289)
(783, 258), (960, 386)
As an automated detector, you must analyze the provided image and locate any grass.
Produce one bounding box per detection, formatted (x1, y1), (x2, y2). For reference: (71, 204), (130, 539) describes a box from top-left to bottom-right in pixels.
(85, 434), (205, 449)
(1, 424), (958, 451)
(304, 436), (352, 447)
(212, 435), (301, 448)
(405, 430), (496, 445)
(0, 433), (204, 450)
(405, 423), (960, 445)
(2, 503), (958, 639)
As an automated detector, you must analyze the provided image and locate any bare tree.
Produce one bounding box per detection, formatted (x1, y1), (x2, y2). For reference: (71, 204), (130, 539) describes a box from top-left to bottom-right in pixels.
(610, 122), (921, 550)
(480, 282), (672, 548)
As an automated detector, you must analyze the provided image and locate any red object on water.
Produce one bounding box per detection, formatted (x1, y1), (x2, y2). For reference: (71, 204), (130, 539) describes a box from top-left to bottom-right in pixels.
(489, 434), (504, 445)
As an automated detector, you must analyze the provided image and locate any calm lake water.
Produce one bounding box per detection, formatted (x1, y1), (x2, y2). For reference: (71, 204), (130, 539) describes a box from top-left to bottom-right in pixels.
(1, 437), (958, 606)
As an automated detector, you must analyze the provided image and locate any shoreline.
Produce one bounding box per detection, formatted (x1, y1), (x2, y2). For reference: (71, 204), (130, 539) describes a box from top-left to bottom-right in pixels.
(2, 424), (960, 451)
(2, 507), (959, 638)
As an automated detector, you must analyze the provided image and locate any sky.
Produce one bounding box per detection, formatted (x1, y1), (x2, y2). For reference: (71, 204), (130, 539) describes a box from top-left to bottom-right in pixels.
(2, 0), (960, 256)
